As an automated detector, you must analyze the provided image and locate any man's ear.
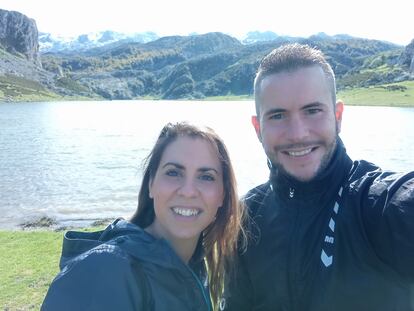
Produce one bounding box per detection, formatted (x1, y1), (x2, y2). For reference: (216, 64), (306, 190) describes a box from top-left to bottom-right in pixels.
(335, 100), (344, 133)
(251, 115), (262, 142)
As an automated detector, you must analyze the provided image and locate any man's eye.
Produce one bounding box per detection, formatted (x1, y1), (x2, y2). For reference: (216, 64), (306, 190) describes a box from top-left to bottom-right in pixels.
(307, 108), (322, 115)
(269, 113), (283, 120)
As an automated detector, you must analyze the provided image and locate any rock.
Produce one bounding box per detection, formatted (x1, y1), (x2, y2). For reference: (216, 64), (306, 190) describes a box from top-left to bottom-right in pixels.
(19, 216), (57, 229)
(410, 57), (414, 74)
(0, 9), (41, 67)
(399, 38), (414, 73)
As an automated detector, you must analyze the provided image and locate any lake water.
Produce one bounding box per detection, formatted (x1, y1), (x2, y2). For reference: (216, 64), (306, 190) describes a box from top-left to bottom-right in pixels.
(1, 100), (413, 229)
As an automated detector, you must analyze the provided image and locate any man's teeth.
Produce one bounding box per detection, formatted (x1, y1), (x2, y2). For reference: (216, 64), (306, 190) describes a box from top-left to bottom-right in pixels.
(172, 207), (200, 216)
(288, 148), (312, 157)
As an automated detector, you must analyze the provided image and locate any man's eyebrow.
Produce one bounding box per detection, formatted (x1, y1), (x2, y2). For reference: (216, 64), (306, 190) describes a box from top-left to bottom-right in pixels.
(302, 102), (324, 109)
(263, 108), (286, 116)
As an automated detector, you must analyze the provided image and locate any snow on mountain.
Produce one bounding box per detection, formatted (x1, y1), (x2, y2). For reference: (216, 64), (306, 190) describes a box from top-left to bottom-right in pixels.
(38, 30), (159, 53)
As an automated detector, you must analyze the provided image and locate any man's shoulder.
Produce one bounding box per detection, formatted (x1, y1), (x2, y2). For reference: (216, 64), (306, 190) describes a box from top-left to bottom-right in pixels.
(349, 160), (413, 188)
(243, 181), (272, 200)
(242, 181), (273, 215)
(347, 160), (414, 203)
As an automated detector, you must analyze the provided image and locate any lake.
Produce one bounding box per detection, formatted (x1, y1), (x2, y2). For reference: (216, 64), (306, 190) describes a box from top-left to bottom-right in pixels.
(1, 100), (413, 229)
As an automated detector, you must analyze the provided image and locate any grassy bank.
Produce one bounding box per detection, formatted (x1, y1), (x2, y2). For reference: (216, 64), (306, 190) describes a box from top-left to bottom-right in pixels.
(0, 74), (101, 103)
(0, 225), (105, 311)
(0, 230), (62, 310)
(2, 80), (414, 107)
(202, 81), (414, 107)
(337, 81), (414, 107)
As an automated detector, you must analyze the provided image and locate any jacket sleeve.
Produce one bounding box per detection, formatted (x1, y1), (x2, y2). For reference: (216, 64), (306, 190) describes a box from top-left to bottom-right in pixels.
(41, 246), (148, 311)
(223, 254), (254, 311)
(361, 171), (414, 281)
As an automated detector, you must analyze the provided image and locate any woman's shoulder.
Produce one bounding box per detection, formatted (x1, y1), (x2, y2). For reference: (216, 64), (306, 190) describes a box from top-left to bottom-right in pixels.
(42, 240), (148, 311)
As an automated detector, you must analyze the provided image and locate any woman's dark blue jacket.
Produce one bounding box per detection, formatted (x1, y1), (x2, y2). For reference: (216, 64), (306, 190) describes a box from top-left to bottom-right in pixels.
(41, 219), (211, 311)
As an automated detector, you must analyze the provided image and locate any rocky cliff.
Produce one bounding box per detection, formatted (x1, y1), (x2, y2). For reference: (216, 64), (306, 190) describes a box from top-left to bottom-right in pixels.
(0, 9), (41, 66)
(400, 39), (414, 73)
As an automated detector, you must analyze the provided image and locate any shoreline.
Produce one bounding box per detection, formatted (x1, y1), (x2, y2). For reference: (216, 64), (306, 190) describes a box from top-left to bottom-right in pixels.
(2, 80), (414, 108)
(2, 98), (414, 108)
(0, 216), (115, 231)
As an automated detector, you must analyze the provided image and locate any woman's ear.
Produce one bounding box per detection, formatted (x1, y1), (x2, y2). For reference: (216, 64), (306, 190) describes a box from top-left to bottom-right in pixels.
(148, 178), (154, 199)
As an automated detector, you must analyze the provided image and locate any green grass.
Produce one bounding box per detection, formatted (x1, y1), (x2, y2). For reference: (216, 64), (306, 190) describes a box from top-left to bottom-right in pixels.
(0, 75), (96, 103)
(0, 230), (62, 310)
(0, 75), (61, 102)
(2, 74), (414, 107)
(338, 81), (414, 107)
(202, 94), (253, 101)
(0, 226), (104, 311)
(204, 81), (414, 106)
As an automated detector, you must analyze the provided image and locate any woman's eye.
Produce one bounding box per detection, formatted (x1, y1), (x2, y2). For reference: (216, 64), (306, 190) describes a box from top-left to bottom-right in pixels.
(199, 174), (215, 181)
(165, 169), (180, 177)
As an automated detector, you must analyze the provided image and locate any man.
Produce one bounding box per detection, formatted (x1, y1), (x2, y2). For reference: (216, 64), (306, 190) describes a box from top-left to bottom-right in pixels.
(224, 43), (414, 311)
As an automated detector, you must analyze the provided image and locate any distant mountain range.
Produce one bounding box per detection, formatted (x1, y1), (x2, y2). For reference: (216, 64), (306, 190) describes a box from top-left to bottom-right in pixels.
(0, 8), (413, 102)
(37, 30), (369, 53)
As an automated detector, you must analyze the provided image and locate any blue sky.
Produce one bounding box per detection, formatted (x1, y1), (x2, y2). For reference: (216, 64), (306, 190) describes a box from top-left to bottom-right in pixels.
(2, 0), (413, 45)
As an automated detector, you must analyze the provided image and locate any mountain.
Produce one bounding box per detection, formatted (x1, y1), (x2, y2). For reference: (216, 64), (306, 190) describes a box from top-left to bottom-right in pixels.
(0, 8), (41, 66)
(399, 39), (414, 72)
(1, 8), (413, 102)
(41, 32), (407, 100)
(0, 9), (67, 101)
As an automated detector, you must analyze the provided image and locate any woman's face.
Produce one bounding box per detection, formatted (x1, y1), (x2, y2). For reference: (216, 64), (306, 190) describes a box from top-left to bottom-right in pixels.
(149, 136), (224, 244)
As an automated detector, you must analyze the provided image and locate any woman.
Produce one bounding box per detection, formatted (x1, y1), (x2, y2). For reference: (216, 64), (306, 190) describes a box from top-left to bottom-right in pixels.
(41, 122), (246, 311)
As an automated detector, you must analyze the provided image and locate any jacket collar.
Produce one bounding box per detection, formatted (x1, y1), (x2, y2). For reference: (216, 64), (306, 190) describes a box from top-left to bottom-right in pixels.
(269, 137), (353, 202)
(61, 218), (205, 271)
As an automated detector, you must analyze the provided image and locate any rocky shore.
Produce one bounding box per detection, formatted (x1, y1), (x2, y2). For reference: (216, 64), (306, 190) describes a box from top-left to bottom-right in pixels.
(12, 216), (114, 231)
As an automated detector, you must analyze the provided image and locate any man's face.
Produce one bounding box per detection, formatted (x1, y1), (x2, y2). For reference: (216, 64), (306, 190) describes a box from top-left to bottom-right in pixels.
(252, 66), (343, 182)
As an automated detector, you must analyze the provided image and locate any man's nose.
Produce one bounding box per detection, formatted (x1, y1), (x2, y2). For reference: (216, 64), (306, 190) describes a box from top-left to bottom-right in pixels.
(287, 115), (309, 142)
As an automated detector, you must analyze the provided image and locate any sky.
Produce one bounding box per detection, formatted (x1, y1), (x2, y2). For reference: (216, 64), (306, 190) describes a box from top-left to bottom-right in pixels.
(1, 0), (413, 45)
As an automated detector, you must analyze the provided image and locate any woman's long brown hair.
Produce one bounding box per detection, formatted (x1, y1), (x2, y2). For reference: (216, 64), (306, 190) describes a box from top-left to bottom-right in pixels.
(130, 122), (246, 309)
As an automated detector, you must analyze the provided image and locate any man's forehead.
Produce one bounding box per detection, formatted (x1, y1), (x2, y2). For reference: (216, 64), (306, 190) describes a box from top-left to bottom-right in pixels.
(259, 70), (332, 112)
(261, 66), (325, 85)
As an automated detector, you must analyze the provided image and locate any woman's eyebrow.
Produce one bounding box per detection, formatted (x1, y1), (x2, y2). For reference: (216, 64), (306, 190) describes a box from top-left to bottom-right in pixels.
(199, 167), (219, 174)
(161, 162), (184, 169)
(162, 163), (219, 174)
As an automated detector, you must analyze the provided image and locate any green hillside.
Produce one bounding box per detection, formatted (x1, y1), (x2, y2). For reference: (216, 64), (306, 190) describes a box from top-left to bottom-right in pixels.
(338, 81), (414, 107)
(1, 32), (413, 104)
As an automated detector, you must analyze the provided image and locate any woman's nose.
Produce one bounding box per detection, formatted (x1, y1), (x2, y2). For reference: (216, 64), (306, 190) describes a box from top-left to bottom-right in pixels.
(177, 178), (198, 197)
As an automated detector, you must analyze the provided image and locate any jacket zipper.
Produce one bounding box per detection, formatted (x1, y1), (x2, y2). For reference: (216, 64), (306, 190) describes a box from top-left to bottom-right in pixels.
(188, 267), (212, 311)
(287, 186), (300, 310)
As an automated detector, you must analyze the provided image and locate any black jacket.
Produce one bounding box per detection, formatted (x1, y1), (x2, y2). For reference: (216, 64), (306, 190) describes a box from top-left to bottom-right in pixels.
(41, 219), (212, 311)
(225, 140), (414, 311)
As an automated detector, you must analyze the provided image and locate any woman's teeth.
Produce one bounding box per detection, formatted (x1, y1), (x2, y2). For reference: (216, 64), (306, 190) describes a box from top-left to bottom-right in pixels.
(172, 207), (200, 216)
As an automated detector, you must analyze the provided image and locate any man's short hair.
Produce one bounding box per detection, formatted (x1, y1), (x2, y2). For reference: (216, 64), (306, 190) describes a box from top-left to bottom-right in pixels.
(254, 43), (337, 116)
